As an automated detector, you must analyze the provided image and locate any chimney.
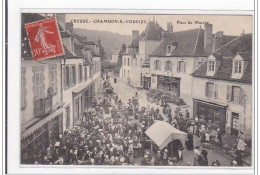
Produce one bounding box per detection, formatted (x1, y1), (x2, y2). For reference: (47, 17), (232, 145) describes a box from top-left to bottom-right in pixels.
(204, 23), (213, 54)
(55, 13), (66, 31)
(212, 31), (224, 52)
(167, 22), (173, 33)
(66, 22), (74, 33)
(132, 30), (139, 41)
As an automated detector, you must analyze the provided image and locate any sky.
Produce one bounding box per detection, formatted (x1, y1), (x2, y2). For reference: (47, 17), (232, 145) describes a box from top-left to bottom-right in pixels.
(65, 14), (253, 36)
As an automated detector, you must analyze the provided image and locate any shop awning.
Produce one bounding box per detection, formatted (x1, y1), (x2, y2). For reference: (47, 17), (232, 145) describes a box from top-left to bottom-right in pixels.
(193, 97), (228, 107)
(145, 121), (187, 150)
(21, 105), (63, 140)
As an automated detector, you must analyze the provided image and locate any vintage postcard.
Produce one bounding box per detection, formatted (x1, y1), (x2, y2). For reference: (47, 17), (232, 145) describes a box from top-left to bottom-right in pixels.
(20, 13), (253, 168)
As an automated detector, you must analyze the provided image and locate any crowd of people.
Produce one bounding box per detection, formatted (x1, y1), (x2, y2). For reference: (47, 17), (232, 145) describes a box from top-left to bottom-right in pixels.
(31, 79), (248, 166)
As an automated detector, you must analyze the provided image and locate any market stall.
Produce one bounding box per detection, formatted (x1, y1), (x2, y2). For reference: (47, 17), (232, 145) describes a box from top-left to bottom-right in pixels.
(145, 121), (187, 150)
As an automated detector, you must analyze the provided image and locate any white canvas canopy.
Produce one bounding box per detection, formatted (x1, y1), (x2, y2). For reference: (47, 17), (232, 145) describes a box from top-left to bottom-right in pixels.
(145, 121), (187, 150)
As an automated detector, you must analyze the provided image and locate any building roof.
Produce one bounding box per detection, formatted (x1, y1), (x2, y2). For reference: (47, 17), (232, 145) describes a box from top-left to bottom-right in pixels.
(60, 30), (75, 38)
(86, 40), (98, 45)
(151, 28), (208, 57)
(143, 21), (164, 41)
(74, 43), (85, 57)
(129, 21), (164, 49)
(112, 49), (120, 55)
(191, 34), (252, 84)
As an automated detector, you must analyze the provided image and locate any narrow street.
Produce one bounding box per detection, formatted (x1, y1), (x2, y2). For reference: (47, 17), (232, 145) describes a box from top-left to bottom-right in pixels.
(110, 77), (232, 166)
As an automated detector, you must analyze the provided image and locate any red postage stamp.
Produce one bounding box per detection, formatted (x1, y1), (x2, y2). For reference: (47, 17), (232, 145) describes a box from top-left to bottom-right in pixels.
(25, 17), (64, 60)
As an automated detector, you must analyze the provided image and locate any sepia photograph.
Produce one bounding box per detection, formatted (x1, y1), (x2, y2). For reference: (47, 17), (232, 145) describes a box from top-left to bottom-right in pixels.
(20, 13), (253, 167)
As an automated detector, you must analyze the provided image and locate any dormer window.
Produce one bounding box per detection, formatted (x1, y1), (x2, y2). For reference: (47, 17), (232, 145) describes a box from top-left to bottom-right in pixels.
(234, 61), (242, 74)
(231, 53), (246, 79)
(167, 45), (172, 54)
(208, 61), (215, 72)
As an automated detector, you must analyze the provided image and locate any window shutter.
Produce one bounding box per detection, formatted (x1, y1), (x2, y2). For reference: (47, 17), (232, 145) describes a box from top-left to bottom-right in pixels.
(159, 61), (161, 71)
(154, 60), (156, 70)
(205, 83), (208, 97)
(177, 62), (179, 72)
(164, 61), (167, 71)
(239, 88), (244, 105)
(170, 61), (173, 72)
(214, 84), (218, 99)
(69, 66), (72, 86)
(184, 62), (186, 73)
(226, 85), (231, 101)
(75, 66), (77, 84)
(78, 65), (80, 82)
(63, 67), (66, 89)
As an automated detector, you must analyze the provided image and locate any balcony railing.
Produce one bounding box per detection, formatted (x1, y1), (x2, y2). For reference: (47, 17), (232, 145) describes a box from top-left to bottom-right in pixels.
(34, 96), (53, 118)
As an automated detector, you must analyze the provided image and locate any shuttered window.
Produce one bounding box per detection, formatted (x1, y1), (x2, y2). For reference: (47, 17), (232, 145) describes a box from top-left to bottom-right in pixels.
(232, 86), (241, 103)
(64, 66), (70, 89)
(71, 65), (77, 86)
(78, 64), (82, 83)
(49, 68), (57, 94)
(165, 61), (172, 72)
(178, 61), (186, 73)
(155, 60), (161, 71)
(84, 67), (87, 81)
(226, 85), (231, 101)
(206, 82), (214, 98)
(34, 71), (44, 100)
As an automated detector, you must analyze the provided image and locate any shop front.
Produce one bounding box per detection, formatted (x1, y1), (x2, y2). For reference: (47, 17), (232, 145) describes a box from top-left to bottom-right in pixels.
(143, 75), (151, 90)
(157, 75), (180, 97)
(21, 108), (63, 164)
(193, 99), (227, 132)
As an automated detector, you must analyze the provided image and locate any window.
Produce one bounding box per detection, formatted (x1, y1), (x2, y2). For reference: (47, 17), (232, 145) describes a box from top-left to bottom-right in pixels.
(208, 61), (215, 72)
(165, 61), (172, 72)
(167, 45), (172, 54)
(206, 82), (218, 99)
(64, 66), (70, 89)
(124, 69), (126, 77)
(66, 106), (70, 129)
(234, 61), (242, 74)
(232, 86), (241, 103)
(231, 113), (239, 136)
(71, 38), (74, 52)
(128, 58), (130, 66)
(226, 85), (231, 101)
(71, 65), (76, 85)
(124, 58), (126, 66)
(177, 61), (186, 73)
(155, 60), (161, 71)
(34, 71), (44, 100)
(49, 68), (56, 93)
(84, 67), (87, 81)
(78, 64), (82, 83)
(227, 85), (244, 104)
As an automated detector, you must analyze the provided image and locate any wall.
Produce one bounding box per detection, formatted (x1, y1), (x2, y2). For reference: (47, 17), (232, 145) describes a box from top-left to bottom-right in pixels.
(150, 56), (207, 116)
(120, 54), (131, 83)
(111, 54), (119, 63)
(192, 77), (252, 137)
(20, 59), (62, 126)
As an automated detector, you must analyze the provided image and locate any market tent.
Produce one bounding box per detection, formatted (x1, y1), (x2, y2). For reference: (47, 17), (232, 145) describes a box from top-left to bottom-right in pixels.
(145, 121), (187, 150)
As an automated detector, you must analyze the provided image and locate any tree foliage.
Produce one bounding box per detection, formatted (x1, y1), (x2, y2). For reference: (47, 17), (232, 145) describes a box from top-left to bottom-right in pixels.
(98, 38), (106, 60)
